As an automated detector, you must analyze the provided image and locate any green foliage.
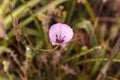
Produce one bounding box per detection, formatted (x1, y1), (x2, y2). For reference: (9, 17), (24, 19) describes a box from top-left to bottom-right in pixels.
(0, 0), (120, 80)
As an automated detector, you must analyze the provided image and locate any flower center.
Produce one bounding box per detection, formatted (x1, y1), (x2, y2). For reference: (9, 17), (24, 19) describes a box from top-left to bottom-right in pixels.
(55, 34), (65, 44)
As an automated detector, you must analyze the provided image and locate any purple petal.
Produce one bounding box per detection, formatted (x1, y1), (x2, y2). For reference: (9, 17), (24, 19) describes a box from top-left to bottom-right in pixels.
(60, 24), (73, 42)
(49, 23), (74, 47)
(49, 23), (61, 44)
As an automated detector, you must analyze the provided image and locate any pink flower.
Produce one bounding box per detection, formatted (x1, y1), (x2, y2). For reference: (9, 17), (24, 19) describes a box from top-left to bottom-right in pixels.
(49, 23), (74, 47)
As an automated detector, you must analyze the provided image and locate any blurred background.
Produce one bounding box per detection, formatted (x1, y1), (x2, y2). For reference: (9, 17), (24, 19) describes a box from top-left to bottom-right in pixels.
(0, 0), (120, 80)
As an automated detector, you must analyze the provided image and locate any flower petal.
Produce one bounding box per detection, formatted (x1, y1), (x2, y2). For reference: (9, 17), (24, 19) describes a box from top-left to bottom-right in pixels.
(49, 23), (61, 43)
(60, 24), (73, 42)
(49, 23), (74, 47)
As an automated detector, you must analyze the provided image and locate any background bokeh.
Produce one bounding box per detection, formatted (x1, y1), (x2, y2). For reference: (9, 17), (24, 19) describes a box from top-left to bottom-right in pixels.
(0, 0), (120, 80)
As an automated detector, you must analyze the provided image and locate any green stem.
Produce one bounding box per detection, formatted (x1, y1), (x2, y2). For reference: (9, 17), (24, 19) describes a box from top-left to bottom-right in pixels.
(84, 0), (96, 22)
(74, 58), (120, 66)
(19, 17), (33, 28)
(20, 0), (49, 47)
(66, 0), (76, 23)
(36, 46), (59, 52)
(0, 0), (9, 16)
(96, 36), (120, 79)
(90, 40), (109, 75)
(4, 0), (40, 25)
(101, 36), (120, 74)
(20, 0), (67, 27)
(66, 46), (101, 62)
(6, 71), (12, 80)
(20, 0), (40, 29)
(36, 0), (67, 15)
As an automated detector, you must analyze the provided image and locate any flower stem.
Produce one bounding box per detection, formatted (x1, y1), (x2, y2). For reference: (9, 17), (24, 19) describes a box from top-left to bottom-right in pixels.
(36, 46), (59, 52)
(66, 46), (101, 62)
(74, 58), (120, 66)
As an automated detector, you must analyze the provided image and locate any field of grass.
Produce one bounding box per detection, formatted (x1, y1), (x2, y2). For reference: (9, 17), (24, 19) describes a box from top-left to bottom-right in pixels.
(0, 0), (120, 80)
